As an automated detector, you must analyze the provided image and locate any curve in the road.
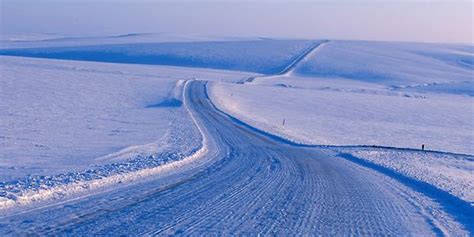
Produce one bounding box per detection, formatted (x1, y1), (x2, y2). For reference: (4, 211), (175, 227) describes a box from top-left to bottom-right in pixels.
(0, 80), (468, 235)
(205, 81), (474, 232)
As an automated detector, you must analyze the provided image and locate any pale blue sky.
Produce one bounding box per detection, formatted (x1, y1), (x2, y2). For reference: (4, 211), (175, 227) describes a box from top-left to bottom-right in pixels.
(1, 0), (472, 44)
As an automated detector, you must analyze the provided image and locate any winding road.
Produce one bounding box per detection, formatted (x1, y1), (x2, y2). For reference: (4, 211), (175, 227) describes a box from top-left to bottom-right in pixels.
(0, 80), (465, 235)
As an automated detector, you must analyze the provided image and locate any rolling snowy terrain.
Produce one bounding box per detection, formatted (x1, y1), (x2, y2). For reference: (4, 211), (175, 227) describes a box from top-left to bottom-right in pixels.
(0, 37), (472, 235)
(210, 40), (473, 153)
(0, 38), (322, 74)
(294, 41), (473, 95)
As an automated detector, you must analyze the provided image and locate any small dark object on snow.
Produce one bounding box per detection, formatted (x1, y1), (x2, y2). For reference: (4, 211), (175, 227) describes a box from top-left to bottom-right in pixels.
(421, 144), (425, 151)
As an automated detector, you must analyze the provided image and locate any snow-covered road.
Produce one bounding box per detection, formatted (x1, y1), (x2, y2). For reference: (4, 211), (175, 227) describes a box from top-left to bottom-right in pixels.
(0, 81), (470, 235)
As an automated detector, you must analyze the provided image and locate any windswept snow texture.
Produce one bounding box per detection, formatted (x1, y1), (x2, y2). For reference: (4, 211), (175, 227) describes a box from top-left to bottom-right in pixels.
(292, 41), (474, 96)
(0, 40), (321, 74)
(0, 56), (254, 183)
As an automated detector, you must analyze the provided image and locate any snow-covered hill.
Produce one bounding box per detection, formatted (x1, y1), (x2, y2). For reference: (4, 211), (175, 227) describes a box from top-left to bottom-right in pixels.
(0, 39), (322, 74)
(292, 40), (473, 95)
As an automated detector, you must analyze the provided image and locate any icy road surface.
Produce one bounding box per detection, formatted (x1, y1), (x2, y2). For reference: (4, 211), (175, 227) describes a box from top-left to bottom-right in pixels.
(0, 81), (470, 235)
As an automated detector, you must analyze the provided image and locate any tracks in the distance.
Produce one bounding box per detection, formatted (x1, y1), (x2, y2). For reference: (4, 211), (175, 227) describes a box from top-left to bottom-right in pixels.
(240, 40), (329, 84)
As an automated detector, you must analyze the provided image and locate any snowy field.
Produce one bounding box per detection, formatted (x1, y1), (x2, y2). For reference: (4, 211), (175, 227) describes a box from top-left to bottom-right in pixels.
(210, 79), (473, 154)
(0, 37), (472, 234)
(209, 40), (474, 154)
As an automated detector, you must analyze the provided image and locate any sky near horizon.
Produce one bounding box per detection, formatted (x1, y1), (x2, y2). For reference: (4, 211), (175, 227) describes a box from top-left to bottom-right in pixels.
(0, 0), (472, 44)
